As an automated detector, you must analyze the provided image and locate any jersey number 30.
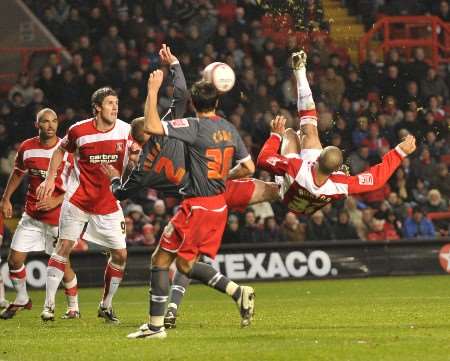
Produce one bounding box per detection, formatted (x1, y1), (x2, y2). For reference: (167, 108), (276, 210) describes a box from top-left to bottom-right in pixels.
(206, 147), (234, 179)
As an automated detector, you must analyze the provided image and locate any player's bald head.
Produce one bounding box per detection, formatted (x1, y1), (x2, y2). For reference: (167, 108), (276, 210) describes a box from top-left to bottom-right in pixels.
(36, 108), (57, 123)
(318, 146), (343, 175)
(131, 117), (146, 144)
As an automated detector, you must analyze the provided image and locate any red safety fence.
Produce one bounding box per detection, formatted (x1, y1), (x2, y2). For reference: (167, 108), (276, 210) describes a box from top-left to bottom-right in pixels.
(359, 16), (450, 68)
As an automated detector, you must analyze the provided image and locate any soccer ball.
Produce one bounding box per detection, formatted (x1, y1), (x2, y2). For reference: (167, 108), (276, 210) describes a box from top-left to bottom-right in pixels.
(203, 62), (236, 93)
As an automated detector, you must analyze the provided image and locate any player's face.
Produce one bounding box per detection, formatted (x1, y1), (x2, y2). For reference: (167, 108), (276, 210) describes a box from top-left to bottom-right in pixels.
(98, 95), (118, 124)
(38, 112), (58, 140)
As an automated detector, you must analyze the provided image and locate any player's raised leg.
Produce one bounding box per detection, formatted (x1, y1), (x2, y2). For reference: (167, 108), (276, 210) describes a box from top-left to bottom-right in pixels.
(178, 259), (255, 328)
(291, 50), (322, 151)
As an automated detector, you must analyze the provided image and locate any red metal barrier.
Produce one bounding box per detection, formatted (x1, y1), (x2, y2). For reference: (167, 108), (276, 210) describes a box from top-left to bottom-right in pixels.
(359, 16), (450, 68)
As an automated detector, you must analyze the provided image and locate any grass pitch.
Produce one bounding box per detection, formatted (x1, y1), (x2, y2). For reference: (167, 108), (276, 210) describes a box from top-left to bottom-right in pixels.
(1, 276), (450, 361)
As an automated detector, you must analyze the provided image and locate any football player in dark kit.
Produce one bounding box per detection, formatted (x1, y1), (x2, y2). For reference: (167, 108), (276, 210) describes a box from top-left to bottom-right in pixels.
(127, 49), (257, 339)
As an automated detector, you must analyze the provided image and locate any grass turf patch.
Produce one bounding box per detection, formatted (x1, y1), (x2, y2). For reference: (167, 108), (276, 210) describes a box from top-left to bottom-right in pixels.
(1, 275), (450, 361)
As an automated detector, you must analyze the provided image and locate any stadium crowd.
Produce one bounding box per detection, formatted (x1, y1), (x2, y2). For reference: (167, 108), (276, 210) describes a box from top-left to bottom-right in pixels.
(0, 0), (449, 248)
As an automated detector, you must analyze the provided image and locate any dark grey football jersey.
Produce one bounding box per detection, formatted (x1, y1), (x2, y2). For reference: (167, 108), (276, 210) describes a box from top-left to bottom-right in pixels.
(162, 115), (250, 197)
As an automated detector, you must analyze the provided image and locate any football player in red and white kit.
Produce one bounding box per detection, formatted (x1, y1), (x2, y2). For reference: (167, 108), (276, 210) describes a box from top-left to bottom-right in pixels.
(257, 51), (417, 215)
(0, 108), (79, 320)
(37, 88), (132, 323)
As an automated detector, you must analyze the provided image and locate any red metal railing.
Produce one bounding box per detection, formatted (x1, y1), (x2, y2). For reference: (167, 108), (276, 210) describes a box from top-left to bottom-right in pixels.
(359, 16), (450, 67)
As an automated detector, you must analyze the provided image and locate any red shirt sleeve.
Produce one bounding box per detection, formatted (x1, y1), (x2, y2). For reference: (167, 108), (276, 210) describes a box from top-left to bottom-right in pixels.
(330, 148), (405, 195)
(60, 126), (77, 153)
(256, 133), (301, 177)
(14, 142), (26, 174)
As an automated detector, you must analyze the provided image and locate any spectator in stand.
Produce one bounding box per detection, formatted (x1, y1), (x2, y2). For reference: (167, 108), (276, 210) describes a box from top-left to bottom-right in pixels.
(125, 216), (145, 246)
(411, 147), (438, 181)
(262, 216), (284, 243)
(280, 212), (305, 243)
(403, 207), (436, 239)
(351, 116), (369, 148)
(240, 208), (262, 243)
(390, 168), (413, 202)
(360, 50), (383, 93)
(424, 189), (448, 213)
(431, 164), (450, 199)
(347, 144), (370, 174)
(381, 65), (404, 101)
(222, 214), (241, 244)
(427, 95), (446, 122)
(125, 204), (148, 233)
(367, 216), (400, 242)
(412, 178), (430, 206)
(8, 73), (35, 106)
(407, 47), (429, 83)
(333, 210), (359, 240)
(141, 224), (156, 247)
(319, 67), (345, 110)
(420, 68), (449, 102)
(306, 210), (334, 242)
(435, 0), (450, 22)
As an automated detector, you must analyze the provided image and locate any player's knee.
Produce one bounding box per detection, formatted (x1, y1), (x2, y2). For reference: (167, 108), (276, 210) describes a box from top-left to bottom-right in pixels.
(175, 257), (194, 276)
(281, 128), (301, 155)
(56, 239), (75, 257)
(110, 248), (127, 265)
(7, 254), (23, 270)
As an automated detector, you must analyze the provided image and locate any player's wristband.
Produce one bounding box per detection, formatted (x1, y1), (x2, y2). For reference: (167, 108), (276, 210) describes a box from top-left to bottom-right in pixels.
(395, 145), (407, 158)
(270, 132), (282, 140)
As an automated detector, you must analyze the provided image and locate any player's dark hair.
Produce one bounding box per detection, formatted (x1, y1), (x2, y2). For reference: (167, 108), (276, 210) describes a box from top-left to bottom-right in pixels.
(91, 87), (117, 115)
(190, 80), (218, 113)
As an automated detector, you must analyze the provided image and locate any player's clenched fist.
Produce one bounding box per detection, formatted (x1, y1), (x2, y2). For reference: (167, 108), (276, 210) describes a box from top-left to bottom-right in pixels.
(147, 70), (164, 92)
(270, 115), (286, 136)
(398, 134), (416, 155)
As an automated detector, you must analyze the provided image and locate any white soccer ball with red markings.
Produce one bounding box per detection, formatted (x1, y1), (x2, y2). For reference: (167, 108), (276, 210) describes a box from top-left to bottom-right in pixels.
(203, 62), (236, 93)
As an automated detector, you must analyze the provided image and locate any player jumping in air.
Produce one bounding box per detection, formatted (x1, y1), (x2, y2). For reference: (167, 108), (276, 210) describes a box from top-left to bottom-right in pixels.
(127, 62), (256, 339)
(0, 108), (79, 320)
(37, 89), (132, 323)
(257, 50), (417, 215)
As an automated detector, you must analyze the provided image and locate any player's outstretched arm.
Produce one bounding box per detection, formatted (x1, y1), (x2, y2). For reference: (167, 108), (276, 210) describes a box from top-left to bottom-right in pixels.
(159, 44), (188, 120)
(36, 146), (65, 201)
(341, 135), (416, 195)
(143, 70), (165, 135)
(257, 116), (292, 176)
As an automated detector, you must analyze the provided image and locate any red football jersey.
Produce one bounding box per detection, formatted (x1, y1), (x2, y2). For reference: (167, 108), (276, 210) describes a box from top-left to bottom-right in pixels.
(61, 118), (132, 215)
(15, 137), (72, 225)
(257, 133), (406, 215)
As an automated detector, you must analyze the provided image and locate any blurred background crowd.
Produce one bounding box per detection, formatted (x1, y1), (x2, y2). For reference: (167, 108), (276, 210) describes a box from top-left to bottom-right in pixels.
(0, 0), (449, 248)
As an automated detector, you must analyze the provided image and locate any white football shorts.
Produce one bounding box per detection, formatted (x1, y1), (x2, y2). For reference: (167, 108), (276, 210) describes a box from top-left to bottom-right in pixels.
(11, 213), (58, 255)
(59, 201), (126, 250)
